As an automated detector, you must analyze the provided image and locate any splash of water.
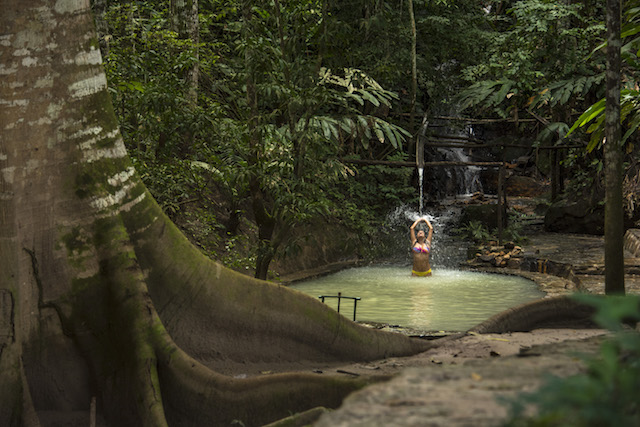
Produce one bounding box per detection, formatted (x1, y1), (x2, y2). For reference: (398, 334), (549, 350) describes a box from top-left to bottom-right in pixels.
(388, 205), (436, 224)
(384, 206), (464, 268)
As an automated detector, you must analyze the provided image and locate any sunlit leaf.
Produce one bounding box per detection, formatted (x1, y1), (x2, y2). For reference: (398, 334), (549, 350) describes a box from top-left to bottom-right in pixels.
(360, 89), (380, 107)
(567, 98), (606, 136)
(373, 124), (385, 143)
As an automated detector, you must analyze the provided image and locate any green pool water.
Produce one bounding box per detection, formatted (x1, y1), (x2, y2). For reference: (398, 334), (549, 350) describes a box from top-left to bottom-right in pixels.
(291, 265), (545, 332)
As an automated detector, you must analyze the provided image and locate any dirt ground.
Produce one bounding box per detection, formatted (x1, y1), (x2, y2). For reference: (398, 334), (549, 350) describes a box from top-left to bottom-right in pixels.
(310, 329), (609, 427)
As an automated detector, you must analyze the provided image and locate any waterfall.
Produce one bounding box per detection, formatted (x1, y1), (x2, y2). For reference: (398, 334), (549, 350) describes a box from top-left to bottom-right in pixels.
(442, 146), (482, 195)
(416, 117), (426, 215)
(417, 114), (483, 197)
(371, 116), (482, 268)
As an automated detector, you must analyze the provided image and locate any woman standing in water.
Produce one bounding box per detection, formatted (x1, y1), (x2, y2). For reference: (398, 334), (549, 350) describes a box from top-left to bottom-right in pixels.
(410, 218), (433, 276)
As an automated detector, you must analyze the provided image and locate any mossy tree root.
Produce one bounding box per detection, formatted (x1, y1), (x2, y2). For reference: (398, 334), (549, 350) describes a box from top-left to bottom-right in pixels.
(92, 213), (393, 427)
(469, 296), (597, 334)
(92, 215), (168, 427)
(152, 317), (369, 426)
(121, 193), (434, 369)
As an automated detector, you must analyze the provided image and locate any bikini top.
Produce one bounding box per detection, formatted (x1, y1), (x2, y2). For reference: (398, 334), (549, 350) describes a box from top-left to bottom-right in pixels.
(412, 242), (430, 253)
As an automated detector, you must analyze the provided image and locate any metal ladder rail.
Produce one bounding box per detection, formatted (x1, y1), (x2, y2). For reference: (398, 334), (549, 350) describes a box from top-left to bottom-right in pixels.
(318, 292), (361, 321)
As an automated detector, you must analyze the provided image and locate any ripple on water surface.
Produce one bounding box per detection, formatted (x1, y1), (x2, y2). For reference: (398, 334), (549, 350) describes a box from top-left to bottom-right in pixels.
(291, 265), (544, 332)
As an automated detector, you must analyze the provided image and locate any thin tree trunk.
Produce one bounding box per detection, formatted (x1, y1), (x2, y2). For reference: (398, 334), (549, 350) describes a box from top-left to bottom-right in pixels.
(273, 0), (302, 177)
(171, 0), (199, 157)
(171, 0), (200, 105)
(604, 0), (625, 295)
(171, 0), (199, 105)
(243, 1), (277, 280)
(408, 0), (417, 136)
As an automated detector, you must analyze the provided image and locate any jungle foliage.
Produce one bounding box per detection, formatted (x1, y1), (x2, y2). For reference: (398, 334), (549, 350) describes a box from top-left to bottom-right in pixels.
(95, 0), (638, 278)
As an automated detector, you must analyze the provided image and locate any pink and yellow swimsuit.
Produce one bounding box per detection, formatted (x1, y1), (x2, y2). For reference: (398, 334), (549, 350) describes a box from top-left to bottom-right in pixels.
(412, 243), (431, 276)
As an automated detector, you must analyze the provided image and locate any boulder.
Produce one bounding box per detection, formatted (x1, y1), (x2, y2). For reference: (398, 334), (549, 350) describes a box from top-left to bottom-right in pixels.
(505, 175), (547, 197)
(460, 203), (507, 229)
(544, 199), (604, 235)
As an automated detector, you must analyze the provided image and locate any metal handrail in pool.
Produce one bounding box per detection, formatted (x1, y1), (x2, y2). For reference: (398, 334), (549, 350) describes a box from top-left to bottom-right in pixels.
(318, 292), (361, 321)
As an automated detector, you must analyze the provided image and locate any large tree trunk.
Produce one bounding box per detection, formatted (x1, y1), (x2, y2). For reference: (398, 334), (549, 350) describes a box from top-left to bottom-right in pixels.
(0, 1), (431, 426)
(604, 0), (625, 295)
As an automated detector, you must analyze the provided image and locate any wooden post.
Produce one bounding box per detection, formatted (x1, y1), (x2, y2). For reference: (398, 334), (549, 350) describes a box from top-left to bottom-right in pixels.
(90, 396), (96, 427)
(551, 147), (558, 202)
(497, 144), (506, 246)
(502, 147), (508, 211)
(559, 148), (565, 194)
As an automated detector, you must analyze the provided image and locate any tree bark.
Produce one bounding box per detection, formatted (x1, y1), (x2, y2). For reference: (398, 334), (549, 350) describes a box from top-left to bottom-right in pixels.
(91, 0), (111, 58)
(0, 1), (432, 425)
(171, 0), (199, 105)
(604, 0), (625, 295)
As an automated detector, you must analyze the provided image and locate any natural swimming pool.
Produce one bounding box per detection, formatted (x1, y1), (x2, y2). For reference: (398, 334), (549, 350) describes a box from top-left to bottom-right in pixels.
(291, 265), (544, 332)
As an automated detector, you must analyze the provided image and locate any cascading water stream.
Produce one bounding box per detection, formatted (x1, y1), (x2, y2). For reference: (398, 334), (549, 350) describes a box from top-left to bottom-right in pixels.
(416, 117), (426, 216)
(418, 167), (424, 216)
(443, 147), (482, 195)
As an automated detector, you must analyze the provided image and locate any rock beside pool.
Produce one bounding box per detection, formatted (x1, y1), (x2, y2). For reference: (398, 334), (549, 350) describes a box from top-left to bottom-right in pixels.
(467, 243), (579, 286)
(470, 243), (523, 268)
(465, 243), (582, 297)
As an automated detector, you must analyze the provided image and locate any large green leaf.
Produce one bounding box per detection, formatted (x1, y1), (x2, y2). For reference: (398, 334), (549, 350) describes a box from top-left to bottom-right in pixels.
(567, 98), (606, 136)
(382, 123), (398, 148)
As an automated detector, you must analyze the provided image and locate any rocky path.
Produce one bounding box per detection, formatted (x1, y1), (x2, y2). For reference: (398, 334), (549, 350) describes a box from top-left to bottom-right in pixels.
(313, 331), (606, 427)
